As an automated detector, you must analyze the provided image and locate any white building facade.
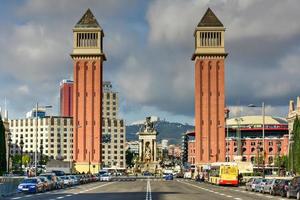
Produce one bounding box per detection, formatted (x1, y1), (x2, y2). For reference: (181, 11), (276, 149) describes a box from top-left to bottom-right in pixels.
(9, 116), (73, 163)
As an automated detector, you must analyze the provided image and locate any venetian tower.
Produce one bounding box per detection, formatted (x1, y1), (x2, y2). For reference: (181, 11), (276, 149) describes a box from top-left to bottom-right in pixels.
(71, 9), (106, 172)
(192, 8), (227, 164)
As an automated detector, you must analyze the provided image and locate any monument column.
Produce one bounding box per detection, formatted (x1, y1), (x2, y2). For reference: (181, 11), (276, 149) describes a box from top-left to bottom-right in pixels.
(192, 8), (227, 164)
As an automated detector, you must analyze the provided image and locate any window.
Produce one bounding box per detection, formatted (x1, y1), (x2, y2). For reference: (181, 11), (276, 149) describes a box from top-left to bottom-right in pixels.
(269, 141), (273, 146)
(251, 142), (256, 146)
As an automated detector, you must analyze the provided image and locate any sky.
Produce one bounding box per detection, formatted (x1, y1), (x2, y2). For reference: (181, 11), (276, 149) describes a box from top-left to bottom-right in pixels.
(0, 0), (300, 125)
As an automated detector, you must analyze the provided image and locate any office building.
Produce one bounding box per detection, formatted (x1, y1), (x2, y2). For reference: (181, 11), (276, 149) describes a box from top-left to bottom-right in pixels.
(60, 79), (73, 117)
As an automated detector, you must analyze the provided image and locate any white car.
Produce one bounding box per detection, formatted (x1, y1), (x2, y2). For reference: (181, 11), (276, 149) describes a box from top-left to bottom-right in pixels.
(100, 174), (112, 182)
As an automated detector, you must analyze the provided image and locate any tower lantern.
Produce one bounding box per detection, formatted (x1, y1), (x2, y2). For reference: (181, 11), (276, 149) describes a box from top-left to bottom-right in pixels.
(192, 8), (227, 164)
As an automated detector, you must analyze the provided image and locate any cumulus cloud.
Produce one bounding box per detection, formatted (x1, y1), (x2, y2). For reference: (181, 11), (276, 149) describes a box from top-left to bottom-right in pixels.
(0, 0), (299, 123)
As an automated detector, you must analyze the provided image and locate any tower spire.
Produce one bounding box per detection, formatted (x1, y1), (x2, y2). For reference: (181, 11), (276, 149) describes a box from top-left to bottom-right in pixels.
(198, 8), (223, 27)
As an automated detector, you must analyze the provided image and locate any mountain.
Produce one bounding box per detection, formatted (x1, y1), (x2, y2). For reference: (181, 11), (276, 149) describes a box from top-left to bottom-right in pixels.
(126, 120), (194, 144)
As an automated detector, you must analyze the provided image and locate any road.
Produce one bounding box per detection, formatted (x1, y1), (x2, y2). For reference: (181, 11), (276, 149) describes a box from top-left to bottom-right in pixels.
(4, 179), (289, 200)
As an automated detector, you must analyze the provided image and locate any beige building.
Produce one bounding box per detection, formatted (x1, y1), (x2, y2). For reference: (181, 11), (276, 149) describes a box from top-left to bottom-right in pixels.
(102, 118), (125, 168)
(9, 116), (73, 163)
(102, 81), (119, 119)
(101, 82), (126, 169)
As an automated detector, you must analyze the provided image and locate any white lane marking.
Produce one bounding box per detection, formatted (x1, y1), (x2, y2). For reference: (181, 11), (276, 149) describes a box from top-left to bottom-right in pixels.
(25, 195), (32, 197)
(65, 194), (72, 197)
(178, 180), (242, 199)
(145, 178), (152, 200)
(11, 197), (21, 200)
(56, 197), (64, 199)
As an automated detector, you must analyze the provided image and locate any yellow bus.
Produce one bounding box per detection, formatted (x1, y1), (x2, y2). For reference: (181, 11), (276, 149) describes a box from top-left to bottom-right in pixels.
(208, 162), (239, 186)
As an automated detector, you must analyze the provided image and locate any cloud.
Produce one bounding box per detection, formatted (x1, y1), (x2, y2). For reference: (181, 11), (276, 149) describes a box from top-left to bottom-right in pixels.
(0, 0), (300, 123)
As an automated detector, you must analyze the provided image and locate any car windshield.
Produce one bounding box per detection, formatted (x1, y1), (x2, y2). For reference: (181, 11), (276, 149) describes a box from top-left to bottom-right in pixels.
(40, 174), (52, 180)
(254, 179), (261, 183)
(23, 179), (37, 183)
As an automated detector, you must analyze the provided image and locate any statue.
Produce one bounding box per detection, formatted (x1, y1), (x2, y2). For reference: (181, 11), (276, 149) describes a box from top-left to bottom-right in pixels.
(140, 117), (155, 133)
(144, 142), (151, 162)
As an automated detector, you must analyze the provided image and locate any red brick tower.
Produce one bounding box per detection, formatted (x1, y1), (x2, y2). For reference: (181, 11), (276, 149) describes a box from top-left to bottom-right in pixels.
(60, 79), (73, 117)
(192, 8), (227, 164)
(71, 9), (106, 172)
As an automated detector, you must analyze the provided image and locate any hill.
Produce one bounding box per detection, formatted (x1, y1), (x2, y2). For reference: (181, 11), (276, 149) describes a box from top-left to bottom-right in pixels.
(126, 120), (194, 144)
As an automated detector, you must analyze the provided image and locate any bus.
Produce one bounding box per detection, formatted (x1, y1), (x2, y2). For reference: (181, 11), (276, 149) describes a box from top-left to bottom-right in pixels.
(208, 162), (239, 186)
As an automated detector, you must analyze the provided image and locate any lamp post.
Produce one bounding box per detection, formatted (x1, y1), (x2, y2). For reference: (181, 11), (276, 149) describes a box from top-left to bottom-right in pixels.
(20, 135), (24, 173)
(39, 140), (43, 165)
(248, 102), (265, 178)
(276, 141), (281, 176)
(7, 132), (12, 174)
(34, 103), (52, 176)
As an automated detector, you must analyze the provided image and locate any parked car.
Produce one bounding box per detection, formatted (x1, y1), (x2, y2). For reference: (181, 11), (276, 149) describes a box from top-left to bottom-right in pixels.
(286, 176), (300, 199)
(39, 173), (57, 190)
(262, 179), (279, 194)
(256, 178), (268, 193)
(17, 178), (44, 193)
(100, 174), (112, 182)
(38, 176), (52, 191)
(69, 175), (79, 185)
(52, 170), (65, 177)
(176, 172), (184, 178)
(245, 178), (256, 191)
(61, 176), (72, 187)
(273, 179), (290, 197)
(56, 176), (65, 189)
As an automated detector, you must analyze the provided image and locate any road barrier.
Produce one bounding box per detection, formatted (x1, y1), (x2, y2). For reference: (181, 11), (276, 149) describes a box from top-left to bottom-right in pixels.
(0, 176), (24, 198)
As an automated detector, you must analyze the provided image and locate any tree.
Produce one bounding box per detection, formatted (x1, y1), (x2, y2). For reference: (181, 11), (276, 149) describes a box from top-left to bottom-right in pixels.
(22, 155), (31, 167)
(11, 155), (22, 171)
(0, 115), (7, 175)
(292, 116), (300, 174)
(126, 149), (134, 167)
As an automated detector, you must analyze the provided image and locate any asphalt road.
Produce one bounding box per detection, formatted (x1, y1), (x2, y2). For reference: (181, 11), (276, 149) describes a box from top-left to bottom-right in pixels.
(4, 179), (290, 200)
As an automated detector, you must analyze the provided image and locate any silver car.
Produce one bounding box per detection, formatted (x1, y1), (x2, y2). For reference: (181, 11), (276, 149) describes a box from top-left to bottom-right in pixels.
(262, 179), (281, 195)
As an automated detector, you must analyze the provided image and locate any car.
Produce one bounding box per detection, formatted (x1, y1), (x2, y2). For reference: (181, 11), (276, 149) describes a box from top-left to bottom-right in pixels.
(176, 172), (184, 178)
(251, 178), (263, 192)
(100, 174), (112, 182)
(286, 176), (300, 199)
(143, 171), (152, 176)
(273, 179), (290, 197)
(69, 175), (80, 185)
(256, 178), (267, 193)
(245, 178), (256, 191)
(262, 179), (276, 194)
(56, 176), (65, 189)
(38, 176), (52, 191)
(39, 173), (57, 190)
(61, 176), (72, 187)
(17, 178), (44, 193)
(52, 170), (65, 177)
(164, 174), (173, 181)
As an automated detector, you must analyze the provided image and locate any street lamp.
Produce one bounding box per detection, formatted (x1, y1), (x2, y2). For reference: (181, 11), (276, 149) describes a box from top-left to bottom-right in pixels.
(7, 132), (12, 174)
(248, 102), (265, 178)
(39, 140), (43, 165)
(276, 141), (281, 176)
(34, 103), (52, 176)
(20, 135), (24, 173)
